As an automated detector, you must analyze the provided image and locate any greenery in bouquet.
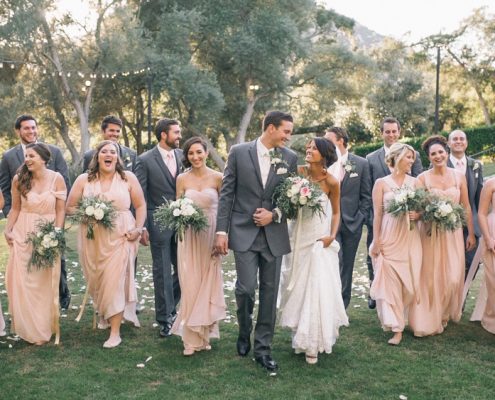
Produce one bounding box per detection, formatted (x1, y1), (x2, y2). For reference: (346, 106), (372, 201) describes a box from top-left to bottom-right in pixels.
(385, 186), (428, 229)
(422, 194), (466, 233)
(153, 196), (209, 241)
(26, 220), (66, 271)
(69, 196), (116, 239)
(272, 175), (324, 220)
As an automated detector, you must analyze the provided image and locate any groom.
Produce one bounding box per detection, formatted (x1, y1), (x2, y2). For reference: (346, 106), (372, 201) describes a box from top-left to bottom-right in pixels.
(215, 111), (298, 374)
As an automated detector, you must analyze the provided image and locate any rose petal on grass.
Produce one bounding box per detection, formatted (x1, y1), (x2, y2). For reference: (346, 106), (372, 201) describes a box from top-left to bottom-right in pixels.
(136, 363), (145, 368)
(145, 356), (152, 363)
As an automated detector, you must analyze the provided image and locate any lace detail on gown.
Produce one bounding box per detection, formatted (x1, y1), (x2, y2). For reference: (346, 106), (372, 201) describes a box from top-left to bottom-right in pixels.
(279, 194), (348, 355)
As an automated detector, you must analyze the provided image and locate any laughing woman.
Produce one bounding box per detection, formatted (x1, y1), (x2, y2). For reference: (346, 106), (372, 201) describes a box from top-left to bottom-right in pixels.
(171, 137), (226, 356)
(66, 141), (146, 348)
(4, 143), (67, 345)
(0, 189), (6, 336)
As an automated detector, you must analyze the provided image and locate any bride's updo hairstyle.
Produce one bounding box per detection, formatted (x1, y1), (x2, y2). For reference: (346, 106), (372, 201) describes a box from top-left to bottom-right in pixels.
(314, 137), (338, 168)
(17, 143), (51, 198)
(385, 142), (416, 168)
(422, 135), (449, 156)
(182, 136), (208, 169)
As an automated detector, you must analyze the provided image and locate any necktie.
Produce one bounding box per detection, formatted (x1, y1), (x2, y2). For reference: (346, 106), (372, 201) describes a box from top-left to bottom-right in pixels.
(166, 152), (176, 177)
(456, 161), (463, 170)
(340, 162), (346, 182)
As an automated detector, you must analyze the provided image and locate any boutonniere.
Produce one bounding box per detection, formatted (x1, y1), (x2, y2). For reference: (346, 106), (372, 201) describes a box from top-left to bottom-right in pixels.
(472, 161), (480, 171)
(269, 148), (289, 175)
(123, 153), (132, 169)
(343, 160), (357, 176)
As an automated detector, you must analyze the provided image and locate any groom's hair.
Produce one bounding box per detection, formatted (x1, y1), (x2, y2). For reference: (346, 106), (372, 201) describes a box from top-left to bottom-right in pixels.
(262, 111), (293, 132)
(326, 126), (349, 147)
(155, 118), (179, 142)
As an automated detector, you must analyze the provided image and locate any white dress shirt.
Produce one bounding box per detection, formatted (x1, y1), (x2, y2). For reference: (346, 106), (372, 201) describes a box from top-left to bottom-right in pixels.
(257, 139), (271, 188)
(157, 145), (177, 175)
(450, 154), (467, 175)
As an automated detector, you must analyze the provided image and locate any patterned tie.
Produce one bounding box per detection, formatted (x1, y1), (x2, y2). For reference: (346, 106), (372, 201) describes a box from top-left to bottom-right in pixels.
(166, 152), (176, 177)
(456, 160), (463, 171)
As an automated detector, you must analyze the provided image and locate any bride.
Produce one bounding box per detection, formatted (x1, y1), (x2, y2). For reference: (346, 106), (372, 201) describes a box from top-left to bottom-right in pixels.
(279, 137), (349, 364)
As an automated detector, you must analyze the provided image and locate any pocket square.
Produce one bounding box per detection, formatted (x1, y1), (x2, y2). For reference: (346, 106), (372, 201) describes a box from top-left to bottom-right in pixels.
(350, 172), (358, 178)
(276, 167), (287, 175)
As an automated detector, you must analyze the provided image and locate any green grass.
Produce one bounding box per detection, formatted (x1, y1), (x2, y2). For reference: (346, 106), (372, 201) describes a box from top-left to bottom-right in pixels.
(0, 219), (494, 400)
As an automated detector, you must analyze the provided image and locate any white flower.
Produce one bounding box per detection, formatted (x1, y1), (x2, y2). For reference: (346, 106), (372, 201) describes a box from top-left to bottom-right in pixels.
(473, 162), (480, 171)
(438, 202), (453, 217)
(181, 205), (196, 216)
(271, 157), (282, 165)
(54, 227), (62, 232)
(85, 206), (95, 216)
(395, 193), (407, 204)
(94, 208), (105, 221)
(299, 196), (308, 205)
(182, 198), (193, 205)
(276, 167), (287, 175)
(37, 232), (43, 238)
(49, 231), (56, 239)
(42, 239), (52, 249)
(290, 196), (298, 204)
(50, 239), (58, 247)
(173, 208), (182, 217)
(43, 234), (51, 242)
(170, 201), (179, 208)
(99, 203), (107, 210)
(344, 163), (352, 172)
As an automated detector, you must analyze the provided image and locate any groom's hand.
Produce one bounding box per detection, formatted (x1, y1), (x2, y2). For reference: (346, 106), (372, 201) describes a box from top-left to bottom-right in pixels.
(214, 234), (229, 255)
(253, 208), (273, 227)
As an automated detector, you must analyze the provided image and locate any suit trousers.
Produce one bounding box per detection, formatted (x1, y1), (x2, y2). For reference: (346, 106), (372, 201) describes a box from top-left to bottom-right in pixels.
(336, 223), (364, 308)
(150, 236), (180, 325)
(234, 228), (282, 357)
(464, 229), (480, 279)
(59, 257), (70, 302)
(365, 222), (375, 283)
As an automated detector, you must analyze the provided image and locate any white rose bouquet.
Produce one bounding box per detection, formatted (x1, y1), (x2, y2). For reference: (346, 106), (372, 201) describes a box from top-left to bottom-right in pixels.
(385, 186), (428, 230)
(422, 194), (466, 233)
(25, 220), (66, 271)
(272, 175), (324, 220)
(153, 196), (208, 241)
(70, 196), (116, 239)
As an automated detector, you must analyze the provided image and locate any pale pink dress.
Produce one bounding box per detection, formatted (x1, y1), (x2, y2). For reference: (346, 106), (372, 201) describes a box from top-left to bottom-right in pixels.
(171, 188), (226, 351)
(409, 169), (464, 336)
(370, 175), (422, 333)
(78, 173), (140, 326)
(5, 172), (66, 343)
(470, 190), (495, 334)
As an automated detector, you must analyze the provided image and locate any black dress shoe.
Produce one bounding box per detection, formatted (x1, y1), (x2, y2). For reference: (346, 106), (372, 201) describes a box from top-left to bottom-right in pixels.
(60, 293), (71, 310)
(159, 323), (173, 338)
(255, 355), (278, 374)
(368, 296), (376, 310)
(236, 337), (251, 356)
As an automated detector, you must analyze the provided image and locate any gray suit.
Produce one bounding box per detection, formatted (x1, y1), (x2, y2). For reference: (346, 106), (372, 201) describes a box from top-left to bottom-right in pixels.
(0, 142), (71, 302)
(82, 144), (137, 173)
(216, 140), (297, 357)
(335, 153), (372, 308)
(135, 146), (182, 325)
(447, 157), (483, 276)
(366, 146), (423, 281)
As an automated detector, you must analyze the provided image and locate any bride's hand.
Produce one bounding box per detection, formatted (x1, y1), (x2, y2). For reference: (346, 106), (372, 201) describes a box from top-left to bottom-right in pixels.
(317, 235), (334, 248)
(370, 241), (382, 258)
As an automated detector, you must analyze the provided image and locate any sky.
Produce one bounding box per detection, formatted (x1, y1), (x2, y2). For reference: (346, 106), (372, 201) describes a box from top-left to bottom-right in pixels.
(323, 0), (495, 42)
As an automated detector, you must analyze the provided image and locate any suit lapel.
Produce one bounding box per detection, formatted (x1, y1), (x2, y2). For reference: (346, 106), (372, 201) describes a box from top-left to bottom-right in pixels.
(378, 148), (389, 177)
(341, 153), (352, 187)
(152, 147), (175, 187)
(248, 140), (264, 189)
(15, 145), (24, 167)
(173, 149), (182, 174)
(465, 158), (475, 193)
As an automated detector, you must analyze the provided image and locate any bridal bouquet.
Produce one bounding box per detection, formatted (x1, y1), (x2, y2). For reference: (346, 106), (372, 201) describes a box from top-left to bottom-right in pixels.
(26, 220), (66, 271)
(70, 196), (116, 239)
(385, 186), (428, 230)
(422, 194), (465, 232)
(272, 175), (324, 220)
(153, 196), (208, 241)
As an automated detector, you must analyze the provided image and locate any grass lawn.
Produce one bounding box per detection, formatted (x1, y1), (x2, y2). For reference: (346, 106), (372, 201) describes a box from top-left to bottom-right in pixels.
(0, 218), (494, 400)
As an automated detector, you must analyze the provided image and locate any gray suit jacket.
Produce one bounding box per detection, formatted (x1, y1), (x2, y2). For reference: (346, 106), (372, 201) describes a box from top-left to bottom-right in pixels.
(340, 153), (372, 233)
(83, 144), (137, 172)
(0, 143), (71, 216)
(134, 146), (182, 235)
(367, 146), (423, 187)
(447, 156), (483, 237)
(216, 140), (298, 257)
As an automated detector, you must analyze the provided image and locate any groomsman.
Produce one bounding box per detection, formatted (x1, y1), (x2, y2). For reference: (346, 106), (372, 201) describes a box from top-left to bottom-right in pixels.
(325, 127), (371, 309)
(135, 118), (182, 337)
(365, 117), (423, 309)
(82, 115), (137, 172)
(0, 114), (72, 309)
(447, 129), (483, 277)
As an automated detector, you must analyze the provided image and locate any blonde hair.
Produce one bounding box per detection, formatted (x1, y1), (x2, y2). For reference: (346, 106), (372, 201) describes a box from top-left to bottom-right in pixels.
(385, 142), (416, 168)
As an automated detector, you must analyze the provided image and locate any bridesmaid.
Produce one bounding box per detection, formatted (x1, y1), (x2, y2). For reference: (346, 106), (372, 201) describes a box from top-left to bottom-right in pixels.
(171, 137), (226, 356)
(471, 177), (495, 334)
(409, 135), (475, 336)
(4, 143), (67, 345)
(369, 143), (422, 345)
(0, 188), (5, 337)
(66, 141), (146, 348)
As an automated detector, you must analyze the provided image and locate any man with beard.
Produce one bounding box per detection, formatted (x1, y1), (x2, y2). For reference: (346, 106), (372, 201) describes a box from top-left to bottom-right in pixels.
(135, 118), (182, 337)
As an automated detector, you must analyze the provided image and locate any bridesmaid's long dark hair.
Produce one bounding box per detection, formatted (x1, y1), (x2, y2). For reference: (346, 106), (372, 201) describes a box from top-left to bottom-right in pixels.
(17, 143), (51, 198)
(182, 136), (208, 169)
(87, 140), (127, 182)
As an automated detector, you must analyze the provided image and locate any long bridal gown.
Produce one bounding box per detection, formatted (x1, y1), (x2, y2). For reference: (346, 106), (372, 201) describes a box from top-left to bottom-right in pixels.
(5, 172), (66, 344)
(279, 193), (348, 357)
(171, 188), (226, 351)
(409, 170), (465, 336)
(78, 173), (140, 327)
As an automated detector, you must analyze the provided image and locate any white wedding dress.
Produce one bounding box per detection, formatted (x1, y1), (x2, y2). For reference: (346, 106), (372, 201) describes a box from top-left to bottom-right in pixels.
(279, 194), (349, 356)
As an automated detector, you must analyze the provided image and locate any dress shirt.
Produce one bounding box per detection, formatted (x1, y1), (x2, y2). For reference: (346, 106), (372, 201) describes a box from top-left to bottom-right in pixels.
(257, 139), (271, 188)
(157, 145), (177, 177)
(450, 154), (467, 175)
